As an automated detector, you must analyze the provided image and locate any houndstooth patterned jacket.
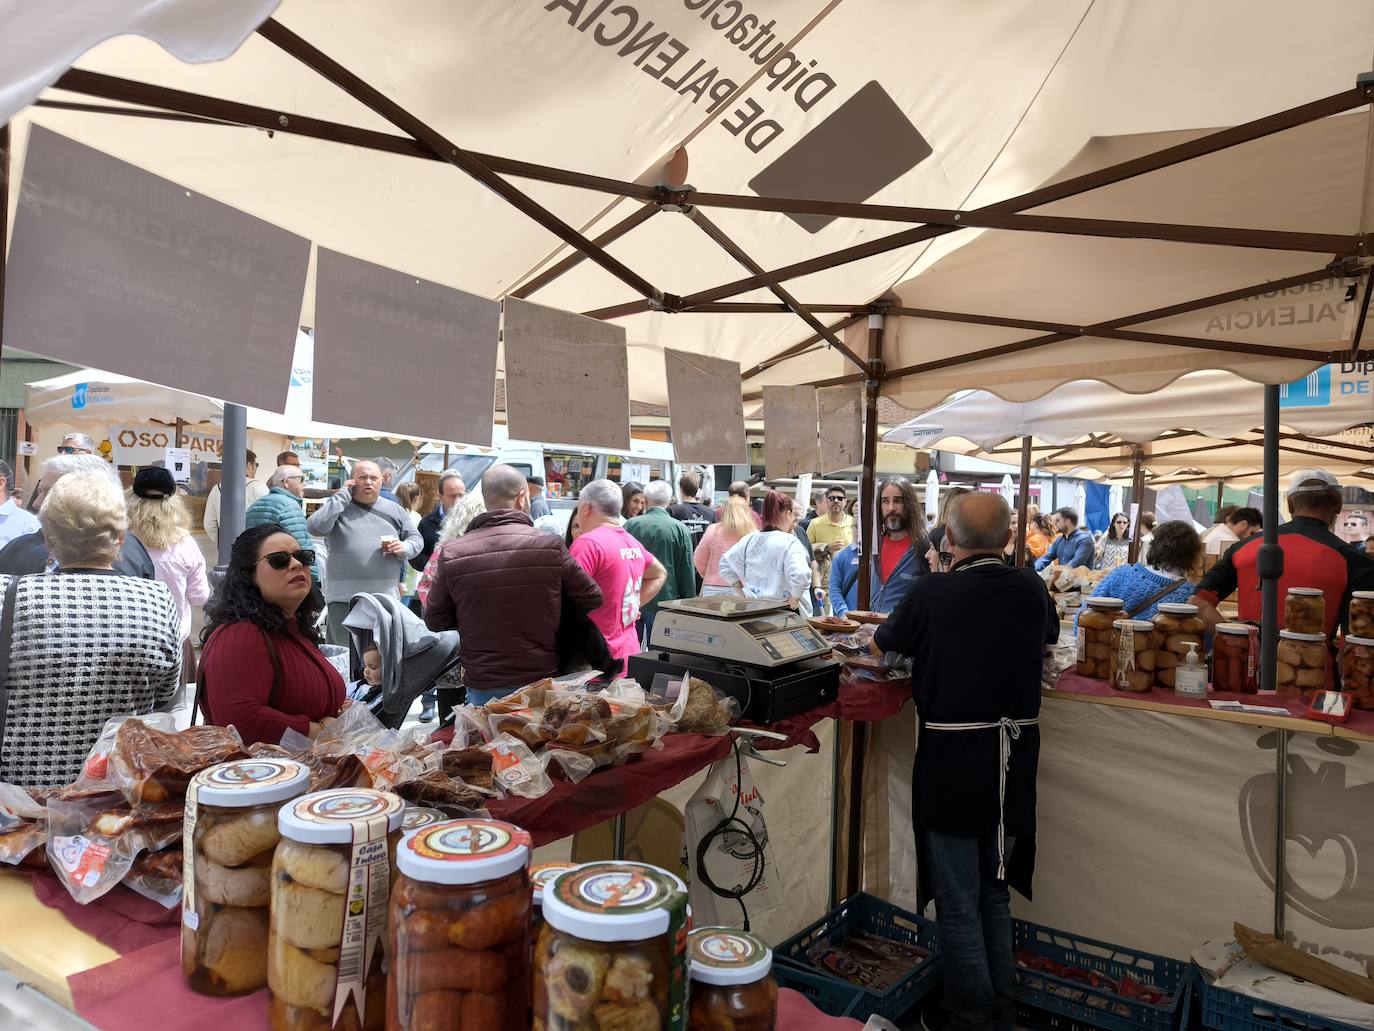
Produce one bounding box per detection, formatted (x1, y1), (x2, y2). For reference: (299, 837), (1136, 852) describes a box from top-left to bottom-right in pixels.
(0, 572), (182, 788)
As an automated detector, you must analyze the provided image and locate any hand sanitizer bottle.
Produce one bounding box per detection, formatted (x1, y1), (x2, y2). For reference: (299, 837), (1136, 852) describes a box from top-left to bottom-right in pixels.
(1175, 641), (1208, 698)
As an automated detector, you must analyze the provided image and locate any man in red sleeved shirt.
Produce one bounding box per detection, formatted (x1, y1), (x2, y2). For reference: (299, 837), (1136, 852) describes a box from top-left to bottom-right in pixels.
(1192, 469), (1374, 642)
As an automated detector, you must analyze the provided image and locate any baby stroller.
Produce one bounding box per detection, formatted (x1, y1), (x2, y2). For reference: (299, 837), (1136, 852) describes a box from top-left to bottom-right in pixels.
(343, 593), (461, 729)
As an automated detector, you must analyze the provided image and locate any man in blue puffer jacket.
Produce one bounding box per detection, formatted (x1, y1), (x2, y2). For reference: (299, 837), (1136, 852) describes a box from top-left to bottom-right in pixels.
(831, 476), (931, 616)
(245, 464), (319, 581)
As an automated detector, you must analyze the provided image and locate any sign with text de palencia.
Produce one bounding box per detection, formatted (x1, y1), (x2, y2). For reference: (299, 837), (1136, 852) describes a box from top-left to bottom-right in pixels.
(109, 424), (222, 466)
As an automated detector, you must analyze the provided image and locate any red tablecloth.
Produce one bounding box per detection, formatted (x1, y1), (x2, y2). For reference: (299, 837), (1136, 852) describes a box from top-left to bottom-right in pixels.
(21, 867), (179, 954)
(827, 675), (911, 721)
(67, 936), (863, 1031)
(1054, 669), (1374, 736)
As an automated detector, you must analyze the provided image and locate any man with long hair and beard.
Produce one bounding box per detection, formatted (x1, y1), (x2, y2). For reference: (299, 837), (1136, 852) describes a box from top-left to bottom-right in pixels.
(830, 475), (932, 617)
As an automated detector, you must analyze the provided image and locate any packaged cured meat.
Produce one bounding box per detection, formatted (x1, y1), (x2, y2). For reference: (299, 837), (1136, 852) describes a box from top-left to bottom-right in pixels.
(388, 818), (533, 1031)
(392, 771), (490, 814)
(1284, 587), (1325, 635)
(482, 734), (553, 800)
(1213, 623), (1258, 695)
(1076, 597), (1125, 680)
(658, 675), (738, 736)
(687, 927), (778, 1030)
(47, 791), (185, 904)
(125, 848), (185, 908)
(441, 747), (495, 791)
(0, 781), (47, 866)
(534, 862), (690, 1030)
(1109, 619), (1156, 693)
(111, 720), (249, 804)
(270, 788), (405, 1031)
(183, 758), (310, 995)
(1339, 635), (1374, 709)
(1151, 603), (1205, 690)
(1276, 629), (1329, 694)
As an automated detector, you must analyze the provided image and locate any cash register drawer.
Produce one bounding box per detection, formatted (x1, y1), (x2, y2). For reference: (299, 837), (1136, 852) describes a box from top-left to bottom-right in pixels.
(626, 651), (840, 724)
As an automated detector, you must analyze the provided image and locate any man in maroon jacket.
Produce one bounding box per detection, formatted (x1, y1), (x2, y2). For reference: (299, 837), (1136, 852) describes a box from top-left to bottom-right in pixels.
(424, 464), (602, 709)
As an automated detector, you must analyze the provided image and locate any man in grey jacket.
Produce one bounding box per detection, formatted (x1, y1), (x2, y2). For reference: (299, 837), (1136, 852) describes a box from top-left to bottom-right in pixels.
(307, 459), (422, 644)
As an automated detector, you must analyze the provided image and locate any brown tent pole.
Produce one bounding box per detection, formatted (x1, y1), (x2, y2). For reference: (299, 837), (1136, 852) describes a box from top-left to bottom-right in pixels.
(1127, 447), (1147, 562)
(1215, 479), (1226, 514)
(1017, 436), (1032, 565)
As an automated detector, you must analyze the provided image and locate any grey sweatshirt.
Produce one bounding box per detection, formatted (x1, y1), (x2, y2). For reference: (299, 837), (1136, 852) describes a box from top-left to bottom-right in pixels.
(306, 490), (423, 603)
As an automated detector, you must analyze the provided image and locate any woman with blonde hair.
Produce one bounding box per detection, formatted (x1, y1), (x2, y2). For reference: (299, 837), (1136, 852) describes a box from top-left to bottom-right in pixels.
(694, 495), (757, 597)
(126, 467), (210, 652)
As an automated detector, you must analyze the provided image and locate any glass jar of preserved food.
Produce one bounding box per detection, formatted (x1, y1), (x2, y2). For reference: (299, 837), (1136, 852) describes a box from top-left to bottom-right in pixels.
(1350, 592), (1374, 640)
(1076, 597), (1125, 679)
(1109, 619), (1156, 692)
(389, 818), (532, 1031)
(687, 927), (777, 1030)
(1213, 623), (1258, 695)
(270, 788), (404, 1031)
(1284, 587), (1325, 635)
(535, 862), (690, 1031)
(530, 861), (578, 937)
(1151, 603), (1206, 690)
(1339, 635), (1374, 710)
(401, 806), (445, 834)
(183, 757), (310, 996)
(1276, 629), (1329, 695)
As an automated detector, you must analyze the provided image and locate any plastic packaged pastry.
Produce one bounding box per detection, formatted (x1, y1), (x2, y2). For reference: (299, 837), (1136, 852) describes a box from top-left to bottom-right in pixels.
(182, 758), (310, 996)
(1213, 623), (1258, 695)
(270, 788), (405, 1031)
(534, 861), (690, 1030)
(1076, 598), (1125, 680)
(1150, 603), (1206, 690)
(1339, 635), (1374, 709)
(1276, 629), (1329, 694)
(687, 927), (778, 1030)
(1284, 587), (1325, 635)
(1109, 619), (1156, 693)
(388, 818), (532, 1030)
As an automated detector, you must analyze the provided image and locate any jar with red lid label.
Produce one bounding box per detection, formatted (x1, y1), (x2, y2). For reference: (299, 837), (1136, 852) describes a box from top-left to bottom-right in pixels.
(1339, 636), (1374, 710)
(688, 927), (777, 1030)
(1076, 597), (1125, 679)
(1350, 592), (1374, 640)
(1276, 629), (1329, 695)
(1151, 603), (1205, 690)
(1213, 624), (1257, 695)
(388, 818), (532, 1031)
(1284, 588), (1325, 635)
(1109, 619), (1156, 693)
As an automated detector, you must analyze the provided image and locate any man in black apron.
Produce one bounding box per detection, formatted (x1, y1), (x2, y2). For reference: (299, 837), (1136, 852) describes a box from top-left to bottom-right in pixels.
(875, 492), (1059, 1031)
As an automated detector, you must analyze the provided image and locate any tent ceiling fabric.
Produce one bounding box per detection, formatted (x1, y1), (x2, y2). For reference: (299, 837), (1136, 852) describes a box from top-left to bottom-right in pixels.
(1, 0), (1372, 412)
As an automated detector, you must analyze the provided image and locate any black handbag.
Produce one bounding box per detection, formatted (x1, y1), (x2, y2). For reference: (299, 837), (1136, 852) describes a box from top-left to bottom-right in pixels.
(555, 591), (618, 677)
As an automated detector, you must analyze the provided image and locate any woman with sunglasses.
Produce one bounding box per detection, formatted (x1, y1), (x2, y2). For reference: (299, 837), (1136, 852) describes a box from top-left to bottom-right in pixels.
(198, 524), (345, 746)
(1095, 512), (1132, 572)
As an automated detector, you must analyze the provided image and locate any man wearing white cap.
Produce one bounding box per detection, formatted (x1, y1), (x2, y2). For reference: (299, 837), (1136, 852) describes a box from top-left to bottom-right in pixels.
(1192, 469), (1374, 643)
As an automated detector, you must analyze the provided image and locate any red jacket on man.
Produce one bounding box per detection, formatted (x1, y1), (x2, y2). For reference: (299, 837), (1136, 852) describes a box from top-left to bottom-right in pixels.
(424, 509), (602, 692)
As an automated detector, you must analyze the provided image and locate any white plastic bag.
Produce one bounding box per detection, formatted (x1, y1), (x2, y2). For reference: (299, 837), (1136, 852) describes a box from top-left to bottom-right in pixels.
(683, 745), (787, 929)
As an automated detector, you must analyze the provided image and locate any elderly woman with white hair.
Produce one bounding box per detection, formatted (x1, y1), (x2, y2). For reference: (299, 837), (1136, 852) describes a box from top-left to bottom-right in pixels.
(0, 472), (181, 787)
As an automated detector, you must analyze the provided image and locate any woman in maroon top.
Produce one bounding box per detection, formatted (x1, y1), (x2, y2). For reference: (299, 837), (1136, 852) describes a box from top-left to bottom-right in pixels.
(199, 524), (346, 745)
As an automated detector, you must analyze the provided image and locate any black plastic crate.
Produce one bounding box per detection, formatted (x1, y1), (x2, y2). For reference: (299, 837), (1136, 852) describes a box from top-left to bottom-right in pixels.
(1196, 966), (1367, 1031)
(774, 891), (941, 1021)
(773, 961), (866, 1019)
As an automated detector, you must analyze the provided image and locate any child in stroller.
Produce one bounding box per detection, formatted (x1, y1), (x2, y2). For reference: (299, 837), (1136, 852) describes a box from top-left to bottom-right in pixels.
(347, 644), (385, 705)
(342, 593), (460, 730)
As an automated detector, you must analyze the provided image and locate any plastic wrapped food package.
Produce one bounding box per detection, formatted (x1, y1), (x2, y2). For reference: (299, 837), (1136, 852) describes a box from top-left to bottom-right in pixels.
(270, 788), (405, 1031)
(1151, 603), (1206, 690)
(1350, 592), (1374, 640)
(659, 675), (739, 735)
(1339, 636), (1374, 709)
(1213, 623), (1258, 695)
(182, 758), (311, 996)
(1276, 629), (1329, 695)
(111, 720), (249, 804)
(48, 792), (184, 904)
(1076, 598), (1125, 680)
(1109, 619), (1156, 693)
(482, 734), (554, 799)
(687, 927), (777, 1031)
(388, 818), (532, 1030)
(534, 862), (690, 1030)
(1284, 588), (1325, 635)
(0, 781), (47, 866)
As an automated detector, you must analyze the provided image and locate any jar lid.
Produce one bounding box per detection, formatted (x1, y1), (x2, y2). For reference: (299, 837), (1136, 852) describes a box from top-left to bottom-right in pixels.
(543, 862), (688, 943)
(1113, 619), (1155, 631)
(1286, 587), (1324, 597)
(401, 806), (446, 832)
(1279, 629), (1326, 642)
(397, 819), (531, 885)
(530, 861), (579, 905)
(1354, 591), (1374, 600)
(278, 788), (404, 844)
(1345, 635), (1374, 647)
(189, 758), (309, 808)
(689, 927), (773, 986)
(1215, 622), (1253, 635)
(1084, 597), (1124, 609)
(1156, 603), (1198, 616)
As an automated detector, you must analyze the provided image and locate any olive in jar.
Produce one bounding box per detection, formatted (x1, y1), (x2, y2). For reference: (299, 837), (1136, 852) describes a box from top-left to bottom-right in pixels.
(182, 758), (311, 996)
(1151, 603), (1205, 690)
(1284, 588), (1325, 635)
(1076, 598), (1125, 680)
(687, 927), (777, 1030)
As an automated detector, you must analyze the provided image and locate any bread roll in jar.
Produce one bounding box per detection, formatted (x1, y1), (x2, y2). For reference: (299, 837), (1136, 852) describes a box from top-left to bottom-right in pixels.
(1076, 598), (1125, 680)
(1151, 603), (1205, 689)
(1109, 620), (1156, 693)
(1276, 629), (1328, 695)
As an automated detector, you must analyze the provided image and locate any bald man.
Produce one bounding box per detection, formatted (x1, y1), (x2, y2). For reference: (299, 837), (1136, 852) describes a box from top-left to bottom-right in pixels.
(307, 458), (422, 645)
(424, 464), (601, 710)
(874, 492), (1058, 1031)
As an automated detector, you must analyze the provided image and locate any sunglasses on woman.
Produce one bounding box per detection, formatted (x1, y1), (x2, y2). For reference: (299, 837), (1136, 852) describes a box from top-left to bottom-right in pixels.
(256, 549), (316, 571)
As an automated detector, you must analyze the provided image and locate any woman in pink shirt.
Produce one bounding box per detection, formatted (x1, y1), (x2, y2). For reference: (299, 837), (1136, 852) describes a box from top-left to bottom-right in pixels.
(569, 479), (667, 673)
(695, 496), (757, 596)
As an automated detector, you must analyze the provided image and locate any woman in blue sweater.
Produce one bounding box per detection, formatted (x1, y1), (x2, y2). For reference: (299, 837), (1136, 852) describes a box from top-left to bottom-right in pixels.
(1083, 520), (1203, 621)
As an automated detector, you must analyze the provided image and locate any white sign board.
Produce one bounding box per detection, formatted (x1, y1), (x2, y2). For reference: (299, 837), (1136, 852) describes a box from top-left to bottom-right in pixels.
(108, 423), (221, 467)
(164, 447), (192, 482)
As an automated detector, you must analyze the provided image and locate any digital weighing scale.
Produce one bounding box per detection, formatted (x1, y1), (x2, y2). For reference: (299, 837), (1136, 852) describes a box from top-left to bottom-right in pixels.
(626, 596), (841, 723)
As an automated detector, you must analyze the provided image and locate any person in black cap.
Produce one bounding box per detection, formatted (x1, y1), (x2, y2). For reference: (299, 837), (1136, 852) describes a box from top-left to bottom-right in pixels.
(127, 467), (211, 662)
(526, 474), (552, 521)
